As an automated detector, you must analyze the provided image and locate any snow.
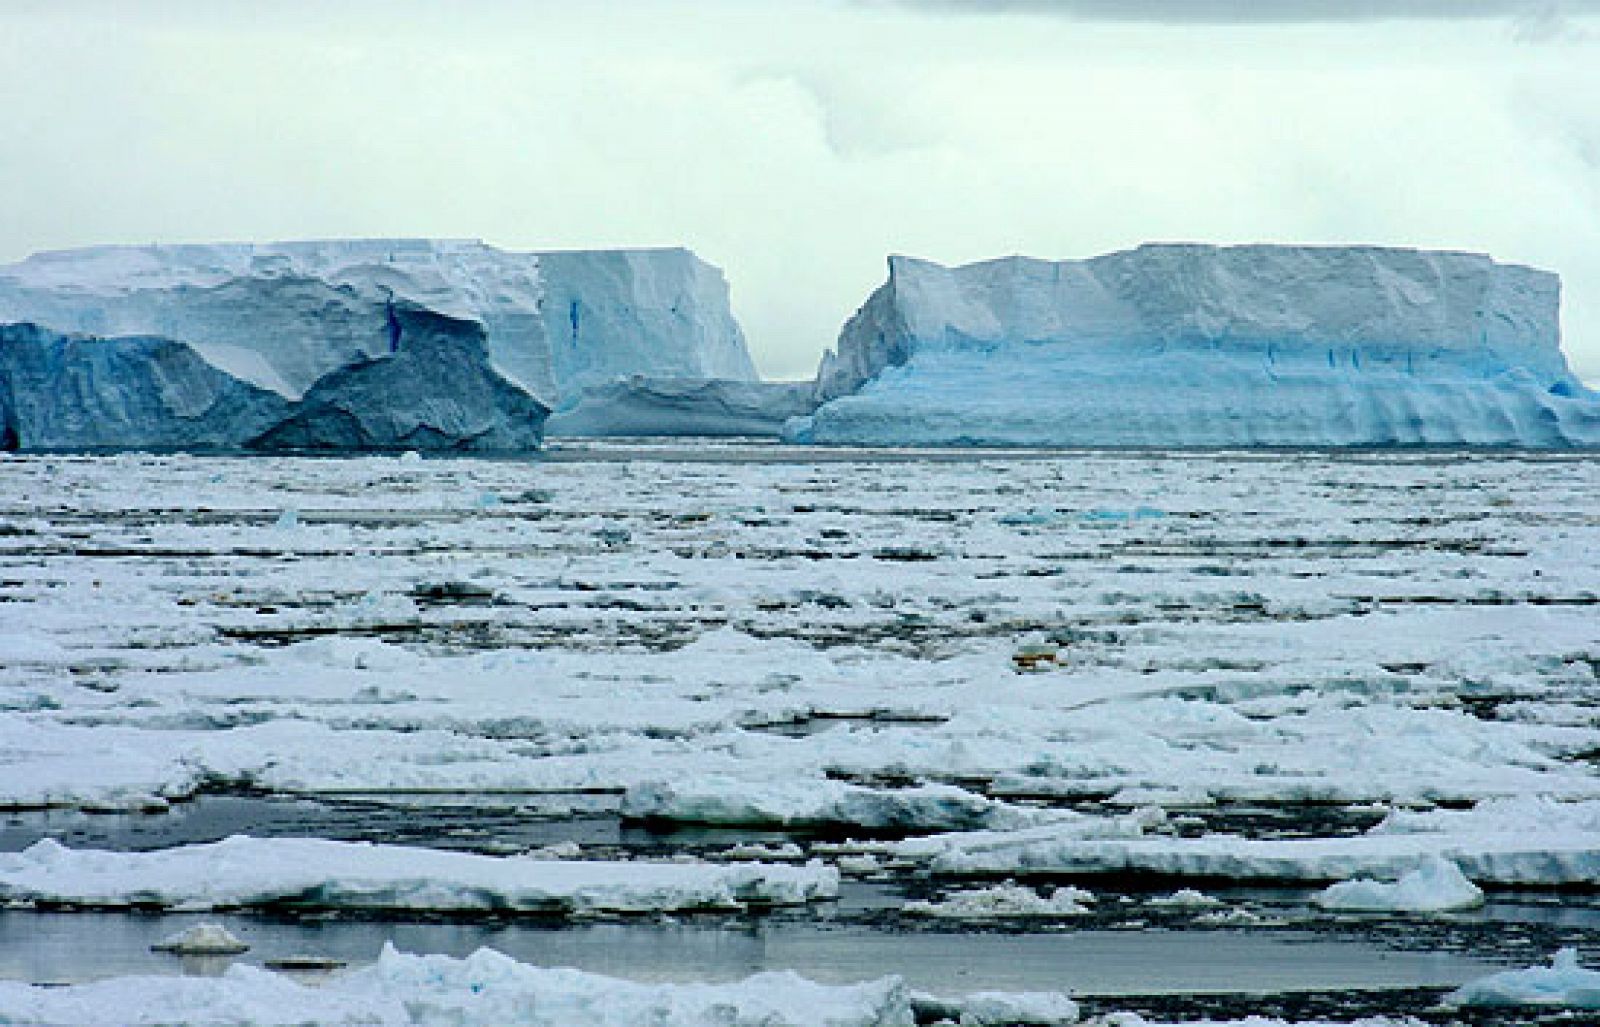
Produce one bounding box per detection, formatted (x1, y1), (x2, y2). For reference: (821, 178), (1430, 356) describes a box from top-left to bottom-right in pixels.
(0, 837), (839, 913)
(795, 245), (1600, 447)
(1312, 855), (1484, 913)
(1447, 947), (1600, 1008)
(0, 944), (928, 1026)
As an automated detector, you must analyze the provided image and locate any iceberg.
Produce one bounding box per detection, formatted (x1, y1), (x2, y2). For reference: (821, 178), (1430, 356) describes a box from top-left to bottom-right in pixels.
(792, 245), (1600, 447)
(545, 377), (816, 437)
(245, 305), (547, 451)
(0, 239), (761, 449)
(0, 311), (546, 453)
(0, 322), (290, 451)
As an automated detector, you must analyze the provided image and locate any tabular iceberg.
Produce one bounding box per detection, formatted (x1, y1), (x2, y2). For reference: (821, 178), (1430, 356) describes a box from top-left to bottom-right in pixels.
(0, 239), (762, 449)
(790, 245), (1600, 447)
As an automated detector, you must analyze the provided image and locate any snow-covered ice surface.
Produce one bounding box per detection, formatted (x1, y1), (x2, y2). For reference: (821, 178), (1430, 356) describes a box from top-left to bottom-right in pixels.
(0, 444), (1597, 1022)
(0, 836), (836, 913)
(0, 944), (928, 1026)
(794, 246), (1600, 447)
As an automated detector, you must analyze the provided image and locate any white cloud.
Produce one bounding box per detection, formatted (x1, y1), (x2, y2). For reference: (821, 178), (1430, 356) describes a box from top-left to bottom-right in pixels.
(1, 0), (1597, 379)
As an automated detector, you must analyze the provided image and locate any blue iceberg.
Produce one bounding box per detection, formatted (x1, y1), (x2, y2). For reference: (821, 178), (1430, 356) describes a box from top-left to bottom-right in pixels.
(790, 245), (1600, 447)
(0, 239), (764, 450)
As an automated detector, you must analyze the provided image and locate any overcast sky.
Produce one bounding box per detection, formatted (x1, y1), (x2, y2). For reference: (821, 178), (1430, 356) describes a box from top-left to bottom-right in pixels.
(4, 0), (1599, 381)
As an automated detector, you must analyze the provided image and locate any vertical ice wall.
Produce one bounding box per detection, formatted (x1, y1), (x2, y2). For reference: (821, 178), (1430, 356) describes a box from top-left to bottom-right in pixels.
(795, 245), (1600, 447)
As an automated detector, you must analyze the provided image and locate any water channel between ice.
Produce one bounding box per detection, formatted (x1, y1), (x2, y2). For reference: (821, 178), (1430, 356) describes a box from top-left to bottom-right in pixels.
(0, 910), (1498, 997)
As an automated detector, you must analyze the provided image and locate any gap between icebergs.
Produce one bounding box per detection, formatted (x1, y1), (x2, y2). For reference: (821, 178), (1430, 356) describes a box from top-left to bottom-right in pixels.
(0, 837), (837, 914)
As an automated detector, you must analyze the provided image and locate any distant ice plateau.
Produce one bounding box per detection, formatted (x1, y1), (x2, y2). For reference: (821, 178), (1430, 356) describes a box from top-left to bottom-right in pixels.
(792, 245), (1600, 448)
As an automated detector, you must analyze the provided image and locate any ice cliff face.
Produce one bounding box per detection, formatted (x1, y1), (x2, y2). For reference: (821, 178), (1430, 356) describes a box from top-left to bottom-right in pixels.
(0, 310), (548, 453)
(0, 239), (756, 408)
(246, 305), (548, 452)
(0, 323), (290, 451)
(0, 239), (765, 449)
(796, 245), (1600, 447)
(544, 378), (816, 437)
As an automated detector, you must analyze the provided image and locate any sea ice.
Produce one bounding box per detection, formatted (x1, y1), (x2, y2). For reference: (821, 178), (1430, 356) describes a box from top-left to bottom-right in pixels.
(0, 837), (838, 914)
(904, 883), (1095, 918)
(0, 944), (928, 1026)
(621, 776), (1058, 831)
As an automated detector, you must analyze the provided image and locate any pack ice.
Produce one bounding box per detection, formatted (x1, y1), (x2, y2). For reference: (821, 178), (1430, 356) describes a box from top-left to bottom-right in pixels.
(0, 240), (763, 450)
(791, 245), (1600, 447)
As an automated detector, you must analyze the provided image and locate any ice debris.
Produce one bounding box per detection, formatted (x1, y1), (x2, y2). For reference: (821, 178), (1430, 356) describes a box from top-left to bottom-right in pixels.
(1313, 855), (1484, 913)
(150, 922), (250, 956)
(904, 883), (1095, 919)
(1448, 947), (1600, 1008)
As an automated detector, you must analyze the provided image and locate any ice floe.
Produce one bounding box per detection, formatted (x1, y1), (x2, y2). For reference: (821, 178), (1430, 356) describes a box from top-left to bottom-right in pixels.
(899, 814), (1600, 886)
(0, 944), (936, 1026)
(0, 837), (838, 914)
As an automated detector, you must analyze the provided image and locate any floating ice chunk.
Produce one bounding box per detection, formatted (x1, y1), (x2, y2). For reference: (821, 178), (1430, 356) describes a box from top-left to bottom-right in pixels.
(1314, 855), (1484, 913)
(905, 883), (1094, 918)
(913, 988), (1081, 1025)
(150, 922), (249, 955)
(1448, 947), (1600, 1008)
(623, 776), (1056, 832)
(0, 837), (838, 914)
(524, 841), (582, 860)
(1148, 888), (1223, 909)
(327, 591), (420, 627)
